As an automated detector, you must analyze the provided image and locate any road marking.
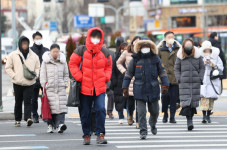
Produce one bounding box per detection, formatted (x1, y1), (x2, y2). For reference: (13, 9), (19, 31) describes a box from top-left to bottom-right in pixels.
(106, 128), (227, 132)
(0, 139), (86, 143)
(0, 134), (36, 137)
(0, 146), (48, 149)
(109, 139), (227, 144)
(116, 144), (227, 149)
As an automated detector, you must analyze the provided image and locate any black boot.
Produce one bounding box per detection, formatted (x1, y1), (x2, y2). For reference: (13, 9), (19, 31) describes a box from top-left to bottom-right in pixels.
(207, 110), (211, 123)
(170, 117), (177, 123)
(162, 113), (168, 123)
(186, 116), (194, 131)
(202, 111), (207, 124)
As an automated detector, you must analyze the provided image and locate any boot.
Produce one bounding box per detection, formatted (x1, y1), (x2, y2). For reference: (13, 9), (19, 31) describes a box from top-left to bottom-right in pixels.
(128, 115), (134, 125)
(170, 117), (177, 124)
(207, 110), (211, 123)
(202, 111), (207, 124)
(186, 116), (194, 131)
(162, 113), (168, 123)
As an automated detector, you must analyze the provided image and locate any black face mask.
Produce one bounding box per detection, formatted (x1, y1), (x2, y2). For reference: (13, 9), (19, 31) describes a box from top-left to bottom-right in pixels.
(184, 46), (193, 55)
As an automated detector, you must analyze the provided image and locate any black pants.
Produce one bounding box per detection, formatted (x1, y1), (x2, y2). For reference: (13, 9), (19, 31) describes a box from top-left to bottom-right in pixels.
(31, 86), (42, 118)
(127, 96), (138, 122)
(13, 84), (34, 121)
(161, 85), (179, 118)
(106, 89), (114, 114)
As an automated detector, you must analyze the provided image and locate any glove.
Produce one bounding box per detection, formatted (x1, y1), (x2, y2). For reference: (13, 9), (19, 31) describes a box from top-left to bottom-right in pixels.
(123, 88), (129, 98)
(162, 86), (169, 94)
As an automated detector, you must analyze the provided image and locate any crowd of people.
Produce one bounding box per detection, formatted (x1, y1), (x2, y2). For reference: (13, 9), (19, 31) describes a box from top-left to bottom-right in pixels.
(4, 27), (226, 145)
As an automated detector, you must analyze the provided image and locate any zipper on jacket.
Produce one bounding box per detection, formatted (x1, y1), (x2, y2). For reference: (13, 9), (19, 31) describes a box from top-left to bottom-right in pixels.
(91, 53), (95, 96)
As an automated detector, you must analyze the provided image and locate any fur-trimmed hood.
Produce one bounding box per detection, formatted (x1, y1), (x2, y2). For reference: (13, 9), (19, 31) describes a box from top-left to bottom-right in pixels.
(157, 40), (181, 51)
(200, 46), (220, 60)
(42, 51), (66, 64)
(177, 46), (200, 60)
(134, 40), (158, 54)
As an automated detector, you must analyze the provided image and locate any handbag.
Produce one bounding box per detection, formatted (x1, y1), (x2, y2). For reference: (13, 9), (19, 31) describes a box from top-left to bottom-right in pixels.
(41, 83), (52, 121)
(210, 66), (223, 95)
(67, 47), (85, 107)
(18, 55), (37, 80)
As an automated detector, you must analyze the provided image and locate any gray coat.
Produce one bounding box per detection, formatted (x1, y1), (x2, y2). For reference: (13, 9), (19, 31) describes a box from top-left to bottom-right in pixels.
(174, 47), (205, 108)
(40, 52), (69, 114)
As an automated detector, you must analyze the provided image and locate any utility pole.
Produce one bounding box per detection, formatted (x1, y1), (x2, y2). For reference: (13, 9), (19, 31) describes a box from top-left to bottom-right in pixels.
(11, 0), (17, 51)
(202, 0), (206, 40)
(0, 0), (3, 111)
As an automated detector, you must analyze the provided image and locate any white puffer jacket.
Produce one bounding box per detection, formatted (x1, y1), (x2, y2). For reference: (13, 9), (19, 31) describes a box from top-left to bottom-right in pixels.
(40, 52), (69, 114)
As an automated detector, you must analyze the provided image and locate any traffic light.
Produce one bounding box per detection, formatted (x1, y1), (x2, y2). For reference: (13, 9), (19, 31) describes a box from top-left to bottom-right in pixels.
(97, 0), (109, 2)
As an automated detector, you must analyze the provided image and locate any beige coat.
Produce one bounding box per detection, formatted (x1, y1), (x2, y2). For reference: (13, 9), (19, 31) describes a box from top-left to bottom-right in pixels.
(5, 49), (40, 86)
(40, 52), (69, 114)
(116, 50), (134, 96)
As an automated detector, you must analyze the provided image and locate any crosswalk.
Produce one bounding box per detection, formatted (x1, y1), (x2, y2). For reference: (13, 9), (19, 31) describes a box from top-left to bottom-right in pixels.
(75, 116), (227, 149)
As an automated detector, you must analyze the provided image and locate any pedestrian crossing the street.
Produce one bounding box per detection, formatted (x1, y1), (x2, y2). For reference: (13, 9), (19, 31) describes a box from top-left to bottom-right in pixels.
(74, 116), (227, 149)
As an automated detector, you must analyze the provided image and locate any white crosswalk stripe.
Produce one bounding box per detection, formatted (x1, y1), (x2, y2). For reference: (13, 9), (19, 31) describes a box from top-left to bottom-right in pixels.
(75, 117), (227, 149)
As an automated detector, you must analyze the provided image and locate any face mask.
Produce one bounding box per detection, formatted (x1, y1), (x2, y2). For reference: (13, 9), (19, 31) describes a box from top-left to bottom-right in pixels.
(91, 38), (100, 45)
(204, 53), (211, 59)
(167, 39), (174, 45)
(35, 39), (42, 46)
(141, 48), (150, 54)
(184, 46), (193, 55)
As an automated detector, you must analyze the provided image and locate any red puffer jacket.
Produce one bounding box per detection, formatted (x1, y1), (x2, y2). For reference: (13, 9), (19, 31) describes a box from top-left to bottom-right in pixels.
(69, 27), (112, 96)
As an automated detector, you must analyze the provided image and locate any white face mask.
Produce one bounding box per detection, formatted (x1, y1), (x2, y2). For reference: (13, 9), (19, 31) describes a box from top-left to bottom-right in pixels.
(91, 38), (100, 45)
(167, 39), (174, 45)
(204, 53), (211, 59)
(141, 48), (150, 54)
(35, 39), (42, 46)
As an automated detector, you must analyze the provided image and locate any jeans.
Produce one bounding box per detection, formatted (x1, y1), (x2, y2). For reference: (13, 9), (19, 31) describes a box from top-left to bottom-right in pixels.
(161, 85), (179, 118)
(13, 84), (34, 121)
(80, 93), (106, 137)
(137, 100), (159, 135)
(31, 87), (42, 118)
(118, 111), (124, 119)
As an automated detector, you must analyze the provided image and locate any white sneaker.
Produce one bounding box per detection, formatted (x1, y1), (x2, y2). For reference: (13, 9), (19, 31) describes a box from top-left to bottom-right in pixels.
(58, 124), (67, 133)
(47, 125), (54, 133)
(119, 119), (124, 124)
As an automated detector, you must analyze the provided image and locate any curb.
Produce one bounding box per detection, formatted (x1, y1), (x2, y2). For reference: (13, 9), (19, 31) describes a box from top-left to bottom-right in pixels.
(0, 112), (15, 120)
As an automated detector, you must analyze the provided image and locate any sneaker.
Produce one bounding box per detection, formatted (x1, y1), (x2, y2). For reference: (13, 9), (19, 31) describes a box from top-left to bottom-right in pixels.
(108, 113), (114, 120)
(119, 119), (123, 124)
(151, 126), (157, 135)
(140, 134), (147, 140)
(14, 121), (21, 127)
(47, 125), (54, 133)
(58, 124), (67, 133)
(27, 119), (33, 127)
(136, 122), (139, 129)
(128, 115), (134, 125)
(33, 117), (39, 123)
(83, 135), (91, 145)
(96, 133), (107, 144)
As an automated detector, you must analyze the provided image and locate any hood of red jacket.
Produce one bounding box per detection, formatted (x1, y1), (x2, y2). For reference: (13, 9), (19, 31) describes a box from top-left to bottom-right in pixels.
(86, 27), (104, 54)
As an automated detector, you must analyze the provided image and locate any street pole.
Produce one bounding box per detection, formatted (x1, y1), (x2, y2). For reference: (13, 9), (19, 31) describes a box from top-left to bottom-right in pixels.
(0, 0), (2, 111)
(202, 0), (206, 41)
(11, 0), (17, 51)
(104, 5), (128, 31)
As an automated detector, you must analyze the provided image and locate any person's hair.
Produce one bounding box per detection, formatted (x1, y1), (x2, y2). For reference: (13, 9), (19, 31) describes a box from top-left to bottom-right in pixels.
(210, 32), (218, 39)
(194, 41), (201, 48)
(182, 38), (195, 58)
(32, 31), (42, 39)
(50, 44), (60, 50)
(164, 31), (174, 37)
(118, 42), (128, 53)
(128, 36), (141, 53)
(90, 30), (102, 38)
(103, 40), (107, 45)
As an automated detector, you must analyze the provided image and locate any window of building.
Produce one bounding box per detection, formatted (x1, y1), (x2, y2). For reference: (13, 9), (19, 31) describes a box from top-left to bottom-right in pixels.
(170, 0), (197, 4)
(205, 0), (227, 3)
(171, 16), (196, 28)
(207, 15), (227, 26)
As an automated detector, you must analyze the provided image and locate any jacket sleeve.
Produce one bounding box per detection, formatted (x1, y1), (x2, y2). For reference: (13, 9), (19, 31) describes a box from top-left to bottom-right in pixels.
(64, 62), (69, 87)
(122, 58), (135, 89)
(174, 58), (181, 83)
(68, 52), (82, 82)
(199, 57), (205, 82)
(116, 51), (127, 74)
(105, 55), (112, 83)
(157, 59), (169, 86)
(5, 53), (16, 79)
(34, 55), (40, 78)
(40, 62), (47, 88)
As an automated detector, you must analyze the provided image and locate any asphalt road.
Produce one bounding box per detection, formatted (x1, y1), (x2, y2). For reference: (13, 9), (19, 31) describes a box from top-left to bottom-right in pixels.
(1, 116), (227, 150)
